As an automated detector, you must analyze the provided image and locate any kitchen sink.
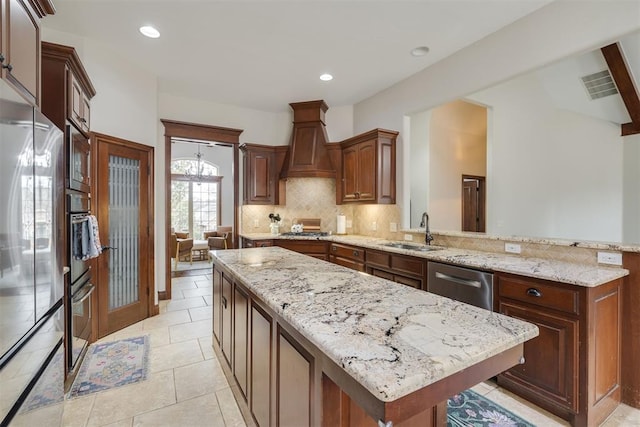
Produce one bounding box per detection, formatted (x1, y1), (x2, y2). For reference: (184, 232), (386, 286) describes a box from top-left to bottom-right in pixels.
(381, 242), (443, 252)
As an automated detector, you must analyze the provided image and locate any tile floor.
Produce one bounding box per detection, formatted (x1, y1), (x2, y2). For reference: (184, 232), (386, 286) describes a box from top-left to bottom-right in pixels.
(10, 272), (640, 426)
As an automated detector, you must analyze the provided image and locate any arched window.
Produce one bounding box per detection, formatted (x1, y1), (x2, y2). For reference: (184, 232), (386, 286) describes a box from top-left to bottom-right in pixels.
(170, 158), (222, 240)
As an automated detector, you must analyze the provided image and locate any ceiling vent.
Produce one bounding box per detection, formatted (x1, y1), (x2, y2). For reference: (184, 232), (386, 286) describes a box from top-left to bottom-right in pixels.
(581, 70), (618, 100)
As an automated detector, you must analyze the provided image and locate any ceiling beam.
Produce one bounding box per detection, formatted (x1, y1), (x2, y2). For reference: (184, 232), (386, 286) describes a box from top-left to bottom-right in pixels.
(601, 42), (640, 136)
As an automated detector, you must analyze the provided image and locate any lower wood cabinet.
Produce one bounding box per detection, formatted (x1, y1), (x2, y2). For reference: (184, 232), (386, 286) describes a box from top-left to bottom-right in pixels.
(234, 286), (249, 399)
(366, 249), (427, 290)
(496, 273), (621, 426)
(251, 303), (272, 427)
(242, 237), (274, 248)
(275, 240), (328, 261)
(277, 328), (313, 427)
(221, 274), (233, 366)
(329, 243), (365, 271)
(212, 268), (222, 343)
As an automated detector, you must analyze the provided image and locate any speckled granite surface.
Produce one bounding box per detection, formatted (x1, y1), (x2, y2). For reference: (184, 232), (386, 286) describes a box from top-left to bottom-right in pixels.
(210, 247), (539, 403)
(239, 233), (629, 287)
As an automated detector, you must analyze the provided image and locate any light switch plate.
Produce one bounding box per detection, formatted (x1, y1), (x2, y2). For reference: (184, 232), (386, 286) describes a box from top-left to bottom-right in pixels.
(404, 234), (413, 241)
(505, 243), (521, 254)
(253, 219), (259, 228)
(597, 251), (623, 266)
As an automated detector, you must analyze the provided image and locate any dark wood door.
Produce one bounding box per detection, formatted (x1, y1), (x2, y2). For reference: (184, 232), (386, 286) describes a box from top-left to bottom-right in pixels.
(246, 149), (272, 203)
(221, 274), (233, 366)
(278, 329), (313, 427)
(462, 176), (486, 232)
(212, 267), (222, 343)
(234, 285), (249, 399)
(251, 303), (273, 427)
(342, 145), (358, 201)
(95, 133), (153, 337)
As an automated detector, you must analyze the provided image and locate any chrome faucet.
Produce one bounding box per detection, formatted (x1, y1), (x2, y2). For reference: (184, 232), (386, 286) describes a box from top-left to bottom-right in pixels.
(420, 212), (434, 245)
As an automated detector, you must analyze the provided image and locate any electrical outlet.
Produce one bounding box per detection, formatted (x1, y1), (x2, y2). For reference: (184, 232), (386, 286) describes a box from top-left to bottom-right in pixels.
(370, 221), (377, 231)
(505, 243), (521, 254)
(346, 219), (352, 228)
(404, 234), (413, 241)
(389, 222), (397, 232)
(597, 251), (623, 266)
(253, 219), (259, 228)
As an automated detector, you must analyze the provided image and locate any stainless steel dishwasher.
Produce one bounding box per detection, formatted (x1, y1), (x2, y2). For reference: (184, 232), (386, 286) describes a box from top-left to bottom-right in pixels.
(427, 261), (494, 310)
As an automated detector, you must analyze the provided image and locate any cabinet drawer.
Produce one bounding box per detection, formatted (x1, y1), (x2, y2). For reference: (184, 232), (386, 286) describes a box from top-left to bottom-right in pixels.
(330, 255), (365, 272)
(391, 255), (425, 277)
(366, 250), (390, 268)
(277, 240), (326, 254)
(371, 268), (394, 281)
(395, 275), (422, 289)
(329, 244), (364, 263)
(498, 274), (580, 315)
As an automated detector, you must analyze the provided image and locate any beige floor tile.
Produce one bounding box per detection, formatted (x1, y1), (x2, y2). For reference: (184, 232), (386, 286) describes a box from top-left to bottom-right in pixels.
(194, 278), (212, 288)
(189, 306), (213, 322)
(171, 280), (197, 291)
(203, 295), (213, 306)
(174, 359), (230, 402)
(470, 380), (498, 396)
(85, 370), (176, 426)
(198, 336), (215, 360)
(169, 289), (185, 300)
(148, 339), (204, 373)
(484, 387), (569, 426)
(132, 393), (225, 427)
(602, 403), (640, 427)
(102, 418), (133, 427)
(97, 323), (144, 344)
(169, 319), (212, 343)
(61, 394), (95, 427)
(142, 309), (191, 330)
(182, 287), (212, 298)
(216, 387), (247, 427)
(165, 297), (206, 312)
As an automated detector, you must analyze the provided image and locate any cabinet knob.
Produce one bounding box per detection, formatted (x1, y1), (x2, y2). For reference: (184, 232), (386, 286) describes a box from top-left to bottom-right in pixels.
(2, 63), (13, 72)
(332, 246), (337, 252)
(526, 288), (542, 298)
(0, 53), (5, 63)
(80, 118), (87, 123)
(353, 250), (359, 257)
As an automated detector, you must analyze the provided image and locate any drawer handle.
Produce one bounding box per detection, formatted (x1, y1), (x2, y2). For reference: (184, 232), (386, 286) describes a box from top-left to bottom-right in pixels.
(526, 288), (542, 298)
(332, 246), (337, 252)
(221, 295), (228, 309)
(353, 250), (359, 257)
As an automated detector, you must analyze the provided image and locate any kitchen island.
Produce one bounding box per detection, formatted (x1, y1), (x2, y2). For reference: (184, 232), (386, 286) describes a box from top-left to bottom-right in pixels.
(211, 247), (539, 426)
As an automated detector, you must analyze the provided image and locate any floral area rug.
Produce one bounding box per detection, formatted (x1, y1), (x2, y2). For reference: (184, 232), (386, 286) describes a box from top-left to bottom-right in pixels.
(69, 335), (149, 398)
(19, 352), (65, 414)
(448, 389), (535, 427)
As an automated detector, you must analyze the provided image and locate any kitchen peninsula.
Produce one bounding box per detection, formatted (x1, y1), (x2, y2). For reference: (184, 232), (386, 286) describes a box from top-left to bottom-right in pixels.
(210, 247), (539, 426)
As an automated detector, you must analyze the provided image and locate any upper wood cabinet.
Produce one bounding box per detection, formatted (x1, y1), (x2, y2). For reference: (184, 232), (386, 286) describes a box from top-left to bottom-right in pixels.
(240, 143), (287, 205)
(337, 129), (397, 204)
(41, 41), (96, 135)
(0, 0), (55, 106)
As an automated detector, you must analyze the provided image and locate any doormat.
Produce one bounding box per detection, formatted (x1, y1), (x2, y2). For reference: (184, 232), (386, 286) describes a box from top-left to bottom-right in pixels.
(69, 335), (149, 398)
(448, 389), (535, 426)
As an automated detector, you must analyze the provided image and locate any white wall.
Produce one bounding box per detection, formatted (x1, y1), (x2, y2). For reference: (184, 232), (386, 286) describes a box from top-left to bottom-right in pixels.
(354, 0), (640, 241)
(408, 110), (430, 228)
(427, 101), (486, 232)
(469, 73), (623, 241)
(623, 135), (640, 244)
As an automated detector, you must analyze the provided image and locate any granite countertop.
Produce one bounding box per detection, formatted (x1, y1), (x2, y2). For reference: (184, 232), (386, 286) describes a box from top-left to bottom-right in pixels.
(239, 233), (629, 287)
(211, 247), (539, 403)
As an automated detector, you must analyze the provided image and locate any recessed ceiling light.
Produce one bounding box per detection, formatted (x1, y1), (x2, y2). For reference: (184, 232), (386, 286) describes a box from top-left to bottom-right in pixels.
(319, 73), (333, 81)
(139, 26), (160, 39)
(410, 46), (430, 57)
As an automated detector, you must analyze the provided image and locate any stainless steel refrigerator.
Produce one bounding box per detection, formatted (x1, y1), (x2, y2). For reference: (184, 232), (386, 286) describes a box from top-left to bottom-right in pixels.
(0, 82), (65, 425)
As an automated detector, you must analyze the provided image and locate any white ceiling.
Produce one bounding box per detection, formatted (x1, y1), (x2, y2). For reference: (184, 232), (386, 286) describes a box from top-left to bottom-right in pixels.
(42, 0), (553, 112)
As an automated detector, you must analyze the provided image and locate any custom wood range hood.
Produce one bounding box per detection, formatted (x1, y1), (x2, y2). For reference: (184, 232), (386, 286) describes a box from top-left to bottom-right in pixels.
(279, 100), (337, 179)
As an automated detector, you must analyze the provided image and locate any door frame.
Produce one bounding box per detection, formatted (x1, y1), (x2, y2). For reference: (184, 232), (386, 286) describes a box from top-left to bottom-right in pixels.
(90, 132), (156, 338)
(461, 174), (486, 232)
(161, 120), (242, 300)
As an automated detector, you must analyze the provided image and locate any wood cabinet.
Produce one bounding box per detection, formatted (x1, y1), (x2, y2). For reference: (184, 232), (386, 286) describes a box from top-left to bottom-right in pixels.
(366, 249), (427, 290)
(496, 273), (622, 426)
(329, 243), (365, 272)
(277, 328), (313, 426)
(41, 42), (96, 135)
(240, 143), (287, 205)
(338, 129), (397, 204)
(221, 274), (233, 366)
(241, 237), (274, 248)
(212, 267), (222, 343)
(275, 240), (328, 261)
(0, 0), (54, 106)
(234, 285), (249, 399)
(250, 302), (273, 427)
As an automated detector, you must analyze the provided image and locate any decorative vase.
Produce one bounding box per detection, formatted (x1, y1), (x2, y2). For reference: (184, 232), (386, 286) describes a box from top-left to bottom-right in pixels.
(270, 223), (279, 235)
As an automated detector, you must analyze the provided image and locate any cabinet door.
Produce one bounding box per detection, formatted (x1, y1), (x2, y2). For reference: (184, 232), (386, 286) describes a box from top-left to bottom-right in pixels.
(212, 267), (222, 343)
(245, 150), (273, 204)
(356, 140), (376, 201)
(251, 304), (272, 427)
(498, 301), (579, 411)
(342, 145), (359, 201)
(221, 274), (233, 366)
(234, 285), (249, 399)
(2, 0), (40, 105)
(277, 329), (313, 427)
